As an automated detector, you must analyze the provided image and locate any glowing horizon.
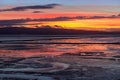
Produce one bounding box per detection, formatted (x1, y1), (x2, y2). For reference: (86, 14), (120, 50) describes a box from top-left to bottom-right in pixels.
(0, 0), (120, 30)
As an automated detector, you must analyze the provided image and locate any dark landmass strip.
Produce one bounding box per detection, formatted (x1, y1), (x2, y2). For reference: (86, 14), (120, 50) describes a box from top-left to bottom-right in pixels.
(0, 27), (120, 35)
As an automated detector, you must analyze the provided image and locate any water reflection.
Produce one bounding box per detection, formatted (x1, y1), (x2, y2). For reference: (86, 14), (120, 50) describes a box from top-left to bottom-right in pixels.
(0, 44), (119, 57)
(0, 36), (120, 57)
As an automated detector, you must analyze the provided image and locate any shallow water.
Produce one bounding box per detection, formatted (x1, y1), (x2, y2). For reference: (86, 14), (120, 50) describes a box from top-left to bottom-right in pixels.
(0, 35), (120, 57)
(0, 35), (120, 80)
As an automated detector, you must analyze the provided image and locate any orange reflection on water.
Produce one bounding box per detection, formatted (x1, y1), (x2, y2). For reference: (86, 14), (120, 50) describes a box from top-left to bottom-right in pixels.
(0, 36), (120, 57)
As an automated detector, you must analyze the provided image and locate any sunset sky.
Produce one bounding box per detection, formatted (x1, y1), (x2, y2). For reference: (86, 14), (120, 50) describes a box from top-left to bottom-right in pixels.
(0, 0), (120, 30)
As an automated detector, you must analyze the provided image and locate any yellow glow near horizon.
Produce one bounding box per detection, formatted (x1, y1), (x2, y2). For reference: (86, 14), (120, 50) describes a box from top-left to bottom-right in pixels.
(47, 18), (120, 29)
(24, 18), (120, 30)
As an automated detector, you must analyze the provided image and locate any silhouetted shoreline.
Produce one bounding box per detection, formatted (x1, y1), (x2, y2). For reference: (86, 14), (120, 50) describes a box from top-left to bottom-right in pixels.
(0, 27), (120, 35)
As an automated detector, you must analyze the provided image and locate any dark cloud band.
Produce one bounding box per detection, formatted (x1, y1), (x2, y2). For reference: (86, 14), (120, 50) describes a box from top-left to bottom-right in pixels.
(0, 4), (61, 12)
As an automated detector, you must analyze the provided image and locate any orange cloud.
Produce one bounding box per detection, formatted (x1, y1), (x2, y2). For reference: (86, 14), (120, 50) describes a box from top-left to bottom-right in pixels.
(0, 13), (119, 30)
(0, 12), (109, 20)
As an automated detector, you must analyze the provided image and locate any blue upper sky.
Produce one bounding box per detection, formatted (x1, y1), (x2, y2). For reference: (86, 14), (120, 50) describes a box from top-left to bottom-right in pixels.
(0, 0), (120, 6)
